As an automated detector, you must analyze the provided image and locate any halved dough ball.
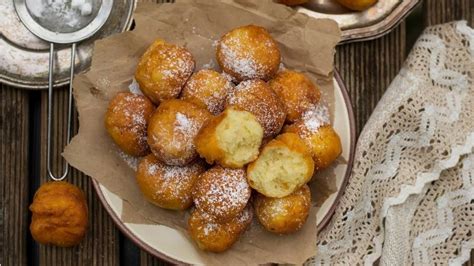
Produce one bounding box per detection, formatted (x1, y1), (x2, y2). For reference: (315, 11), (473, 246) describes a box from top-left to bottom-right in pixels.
(30, 181), (88, 247)
(227, 79), (286, 137)
(105, 92), (155, 156)
(136, 154), (205, 210)
(193, 166), (251, 222)
(285, 110), (341, 170)
(135, 39), (195, 104)
(195, 107), (263, 168)
(268, 70), (321, 122)
(188, 206), (253, 253)
(216, 25), (280, 82)
(181, 69), (234, 115)
(247, 133), (314, 198)
(147, 99), (212, 166)
(254, 185), (311, 234)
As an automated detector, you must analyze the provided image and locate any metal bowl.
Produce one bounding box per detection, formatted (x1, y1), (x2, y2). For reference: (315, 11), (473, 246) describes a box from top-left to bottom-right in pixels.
(296, 0), (420, 43)
(0, 0), (136, 89)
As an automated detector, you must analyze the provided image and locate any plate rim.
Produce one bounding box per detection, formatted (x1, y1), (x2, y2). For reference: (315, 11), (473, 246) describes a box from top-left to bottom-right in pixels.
(91, 70), (356, 263)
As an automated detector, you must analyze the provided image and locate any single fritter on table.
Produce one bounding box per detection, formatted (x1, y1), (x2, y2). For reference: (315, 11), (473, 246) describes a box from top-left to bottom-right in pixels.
(195, 107), (264, 168)
(136, 154), (206, 210)
(216, 25), (281, 82)
(254, 185), (311, 234)
(193, 166), (251, 222)
(30, 181), (88, 247)
(227, 79), (286, 137)
(188, 205), (253, 253)
(147, 99), (212, 166)
(135, 39), (195, 104)
(104, 92), (155, 156)
(180, 69), (234, 115)
(247, 133), (315, 198)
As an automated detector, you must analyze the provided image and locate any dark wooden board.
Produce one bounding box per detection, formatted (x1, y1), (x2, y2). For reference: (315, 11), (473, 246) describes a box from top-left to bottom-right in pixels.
(0, 85), (30, 266)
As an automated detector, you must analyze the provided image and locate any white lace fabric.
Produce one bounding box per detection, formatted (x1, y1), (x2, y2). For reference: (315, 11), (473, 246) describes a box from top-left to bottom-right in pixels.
(307, 21), (474, 265)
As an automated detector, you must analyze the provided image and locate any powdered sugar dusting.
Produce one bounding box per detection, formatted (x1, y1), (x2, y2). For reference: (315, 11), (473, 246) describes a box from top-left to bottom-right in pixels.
(301, 103), (330, 133)
(141, 157), (204, 203)
(219, 41), (261, 79)
(182, 70), (233, 115)
(228, 80), (285, 137)
(110, 93), (152, 148)
(118, 150), (139, 171)
(194, 167), (251, 219)
(175, 112), (198, 136)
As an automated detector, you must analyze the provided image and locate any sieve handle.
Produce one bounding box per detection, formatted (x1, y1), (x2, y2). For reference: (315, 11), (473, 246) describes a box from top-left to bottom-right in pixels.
(46, 43), (76, 181)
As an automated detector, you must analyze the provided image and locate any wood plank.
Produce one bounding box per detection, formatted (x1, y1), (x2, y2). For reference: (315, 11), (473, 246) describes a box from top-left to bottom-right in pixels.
(335, 23), (407, 135)
(38, 87), (120, 266)
(0, 85), (30, 265)
(424, 0), (473, 27)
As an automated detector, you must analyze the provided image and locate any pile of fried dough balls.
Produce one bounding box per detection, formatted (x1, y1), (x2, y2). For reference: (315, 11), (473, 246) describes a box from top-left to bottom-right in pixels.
(105, 24), (342, 253)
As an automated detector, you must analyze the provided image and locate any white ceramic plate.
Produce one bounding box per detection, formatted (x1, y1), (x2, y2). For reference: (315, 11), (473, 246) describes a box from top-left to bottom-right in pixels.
(93, 71), (356, 263)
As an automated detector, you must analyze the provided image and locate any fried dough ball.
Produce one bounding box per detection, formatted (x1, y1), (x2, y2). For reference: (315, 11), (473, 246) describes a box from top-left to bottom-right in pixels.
(193, 166), (251, 222)
(188, 205), (253, 253)
(227, 79), (286, 137)
(105, 92), (155, 156)
(268, 70), (321, 122)
(181, 69), (234, 115)
(335, 0), (378, 11)
(284, 105), (341, 170)
(254, 185), (311, 234)
(135, 39), (195, 104)
(195, 107), (263, 168)
(29, 181), (88, 247)
(216, 25), (281, 82)
(278, 0), (309, 6)
(247, 133), (314, 198)
(136, 154), (206, 210)
(147, 99), (212, 165)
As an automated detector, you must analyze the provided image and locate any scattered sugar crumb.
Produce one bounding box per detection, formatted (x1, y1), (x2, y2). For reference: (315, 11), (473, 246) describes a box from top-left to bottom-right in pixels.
(118, 150), (139, 171)
(128, 78), (143, 95)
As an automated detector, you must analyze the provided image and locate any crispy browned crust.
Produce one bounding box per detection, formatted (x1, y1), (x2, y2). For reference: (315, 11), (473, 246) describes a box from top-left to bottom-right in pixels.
(180, 69), (233, 115)
(147, 99), (212, 166)
(29, 181), (88, 247)
(254, 185), (311, 234)
(187, 206), (253, 253)
(285, 124), (342, 170)
(216, 25), (281, 82)
(136, 154), (206, 210)
(268, 70), (321, 122)
(192, 166), (251, 222)
(135, 39), (195, 104)
(226, 79), (286, 137)
(104, 92), (155, 157)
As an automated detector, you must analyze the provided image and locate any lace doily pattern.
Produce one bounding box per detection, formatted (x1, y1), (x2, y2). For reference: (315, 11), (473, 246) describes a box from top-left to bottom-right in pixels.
(307, 21), (474, 265)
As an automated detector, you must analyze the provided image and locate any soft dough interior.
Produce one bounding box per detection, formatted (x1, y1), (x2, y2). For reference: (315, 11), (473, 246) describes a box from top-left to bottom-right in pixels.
(216, 109), (263, 166)
(249, 146), (309, 198)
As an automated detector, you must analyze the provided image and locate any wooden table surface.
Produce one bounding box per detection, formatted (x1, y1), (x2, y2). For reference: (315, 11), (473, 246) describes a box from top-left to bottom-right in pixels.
(1, 0), (472, 265)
